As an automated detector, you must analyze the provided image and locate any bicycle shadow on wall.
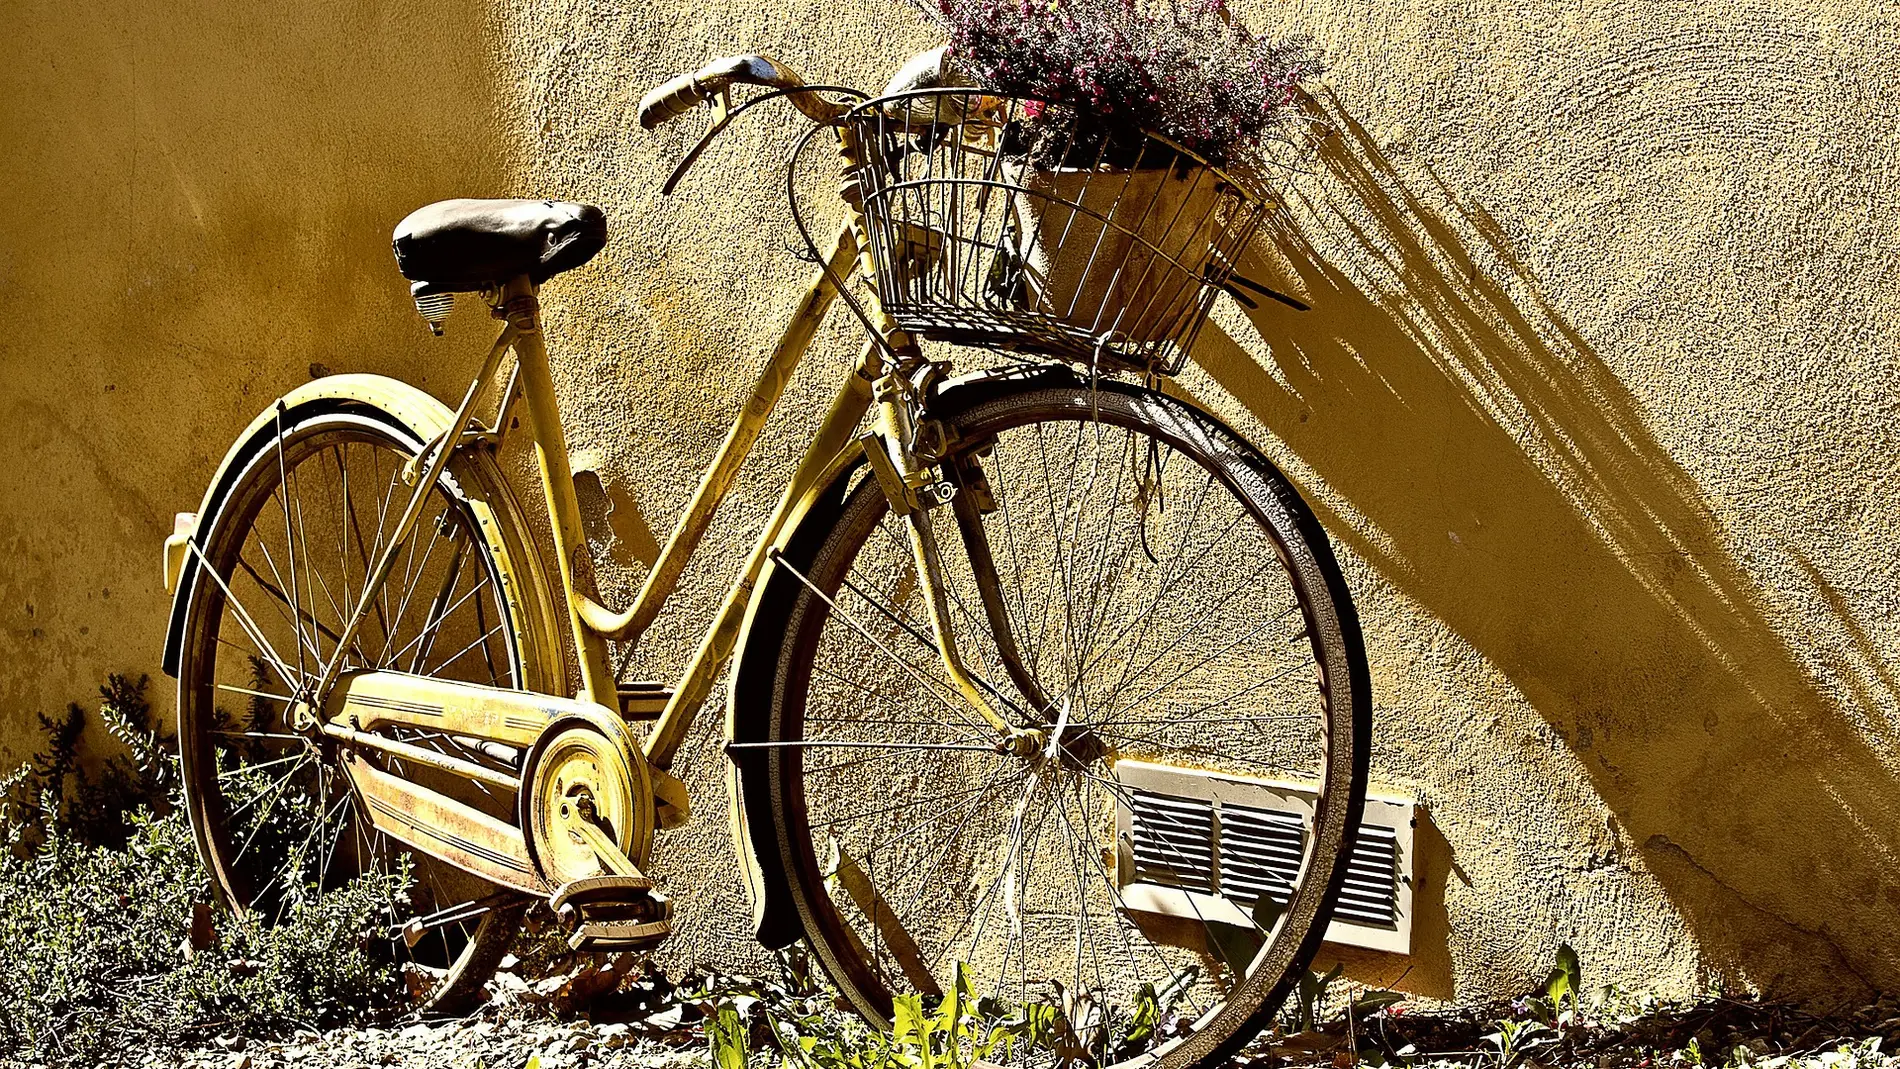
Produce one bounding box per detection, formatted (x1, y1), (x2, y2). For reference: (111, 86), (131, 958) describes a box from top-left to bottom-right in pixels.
(1188, 90), (1900, 1000)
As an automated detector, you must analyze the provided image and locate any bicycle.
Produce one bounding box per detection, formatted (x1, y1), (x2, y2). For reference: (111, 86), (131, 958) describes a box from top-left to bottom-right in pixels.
(159, 47), (1370, 1068)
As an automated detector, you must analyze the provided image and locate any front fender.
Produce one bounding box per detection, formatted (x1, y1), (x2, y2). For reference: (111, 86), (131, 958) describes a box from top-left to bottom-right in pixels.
(725, 448), (863, 949)
(160, 374), (471, 678)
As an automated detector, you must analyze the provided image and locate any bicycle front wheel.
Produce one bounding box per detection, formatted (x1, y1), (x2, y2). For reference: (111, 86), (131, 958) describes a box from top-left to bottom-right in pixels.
(761, 379), (1370, 1068)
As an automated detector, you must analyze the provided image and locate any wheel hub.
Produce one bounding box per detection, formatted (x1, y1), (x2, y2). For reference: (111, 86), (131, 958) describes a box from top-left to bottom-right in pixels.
(1051, 725), (1114, 770)
(1014, 696), (1118, 773)
(1008, 722), (1117, 774)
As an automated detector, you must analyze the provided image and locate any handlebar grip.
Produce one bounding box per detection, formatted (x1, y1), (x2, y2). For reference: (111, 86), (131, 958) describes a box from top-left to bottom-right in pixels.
(638, 55), (798, 129)
(638, 70), (713, 129)
(640, 55), (852, 130)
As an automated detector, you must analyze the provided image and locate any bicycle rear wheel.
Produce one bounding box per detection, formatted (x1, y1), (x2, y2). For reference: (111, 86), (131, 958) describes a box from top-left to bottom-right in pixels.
(760, 379), (1370, 1068)
(174, 400), (551, 1014)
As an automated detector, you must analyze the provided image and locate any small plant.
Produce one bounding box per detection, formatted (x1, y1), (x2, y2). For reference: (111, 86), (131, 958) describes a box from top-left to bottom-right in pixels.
(712, 967), (1030, 1069)
(0, 677), (409, 1064)
(1523, 942), (1584, 1032)
(1483, 1015), (1558, 1069)
(699, 959), (1201, 1068)
(1280, 962), (1344, 1034)
(929, 0), (1319, 167)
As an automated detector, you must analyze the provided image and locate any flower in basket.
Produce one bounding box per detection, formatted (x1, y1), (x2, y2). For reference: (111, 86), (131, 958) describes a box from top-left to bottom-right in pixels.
(929, 0), (1319, 169)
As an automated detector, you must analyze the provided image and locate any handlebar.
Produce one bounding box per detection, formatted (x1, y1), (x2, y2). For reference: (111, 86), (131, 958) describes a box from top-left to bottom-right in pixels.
(637, 55), (849, 128)
(636, 48), (963, 195)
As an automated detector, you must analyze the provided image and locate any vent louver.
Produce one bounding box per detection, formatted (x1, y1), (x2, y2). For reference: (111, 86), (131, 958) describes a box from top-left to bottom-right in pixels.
(1113, 761), (1415, 954)
(1218, 802), (1306, 907)
(1335, 824), (1400, 927)
(1130, 790), (1215, 891)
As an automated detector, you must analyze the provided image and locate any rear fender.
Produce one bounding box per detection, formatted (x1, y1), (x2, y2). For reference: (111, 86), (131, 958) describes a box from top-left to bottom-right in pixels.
(161, 374), (495, 678)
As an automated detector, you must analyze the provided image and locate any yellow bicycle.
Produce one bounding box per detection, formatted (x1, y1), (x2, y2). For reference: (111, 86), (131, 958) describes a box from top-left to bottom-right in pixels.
(160, 48), (1371, 1067)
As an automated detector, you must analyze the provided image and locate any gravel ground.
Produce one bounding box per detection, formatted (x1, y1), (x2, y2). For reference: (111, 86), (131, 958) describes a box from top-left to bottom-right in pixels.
(95, 1017), (711, 1069)
(17, 967), (1898, 1069)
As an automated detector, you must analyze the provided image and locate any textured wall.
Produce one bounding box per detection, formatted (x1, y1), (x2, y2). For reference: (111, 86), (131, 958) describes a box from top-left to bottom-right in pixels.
(0, 0), (514, 742)
(1185, 0), (1900, 1000)
(4, 0), (1896, 1005)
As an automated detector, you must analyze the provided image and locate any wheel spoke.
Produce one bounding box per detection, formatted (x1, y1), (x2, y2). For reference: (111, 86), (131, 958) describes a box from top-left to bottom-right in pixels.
(386, 571), (492, 670)
(776, 551), (995, 735)
(185, 538), (303, 694)
(236, 552), (344, 653)
(275, 406), (312, 683)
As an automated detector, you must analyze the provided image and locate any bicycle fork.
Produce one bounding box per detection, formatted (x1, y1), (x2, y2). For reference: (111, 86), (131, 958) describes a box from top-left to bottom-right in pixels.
(858, 361), (1049, 755)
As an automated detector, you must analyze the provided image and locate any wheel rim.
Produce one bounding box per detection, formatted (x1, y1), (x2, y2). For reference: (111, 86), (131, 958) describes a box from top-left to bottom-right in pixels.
(773, 388), (1365, 1067)
(177, 414), (526, 1006)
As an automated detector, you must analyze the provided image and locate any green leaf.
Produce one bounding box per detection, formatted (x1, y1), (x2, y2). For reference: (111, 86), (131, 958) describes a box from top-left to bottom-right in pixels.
(1206, 921), (1266, 978)
(934, 964), (966, 1044)
(1115, 982), (1159, 1058)
(1351, 989), (1405, 1015)
(711, 1003), (749, 1069)
(1544, 943), (1581, 1029)
(893, 995), (927, 1046)
(1546, 943), (1580, 1006)
(1156, 964), (1199, 1012)
(1294, 963), (1344, 1032)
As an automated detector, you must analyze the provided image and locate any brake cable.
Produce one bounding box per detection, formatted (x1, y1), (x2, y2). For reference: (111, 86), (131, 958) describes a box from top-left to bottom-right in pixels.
(657, 84), (869, 195)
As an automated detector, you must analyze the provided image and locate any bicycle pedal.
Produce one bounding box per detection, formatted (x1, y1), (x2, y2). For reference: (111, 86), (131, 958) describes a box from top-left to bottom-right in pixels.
(550, 876), (673, 953)
(550, 874), (657, 907)
(568, 918), (672, 953)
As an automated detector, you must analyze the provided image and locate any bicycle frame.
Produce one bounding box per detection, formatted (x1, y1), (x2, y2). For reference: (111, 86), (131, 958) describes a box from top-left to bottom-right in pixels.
(315, 144), (1006, 804)
(162, 59), (1371, 1041)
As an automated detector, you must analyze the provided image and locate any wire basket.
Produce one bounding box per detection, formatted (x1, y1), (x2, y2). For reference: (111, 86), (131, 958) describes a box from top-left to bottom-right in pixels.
(845, 89), (1267, 376)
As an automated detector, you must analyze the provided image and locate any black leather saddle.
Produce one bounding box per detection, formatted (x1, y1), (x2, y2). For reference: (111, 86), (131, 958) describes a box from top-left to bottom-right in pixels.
(391, 199), (607, 294)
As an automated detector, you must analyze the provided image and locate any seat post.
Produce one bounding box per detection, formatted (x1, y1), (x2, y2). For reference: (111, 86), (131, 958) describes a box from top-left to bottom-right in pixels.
(500, 276), (618, 705)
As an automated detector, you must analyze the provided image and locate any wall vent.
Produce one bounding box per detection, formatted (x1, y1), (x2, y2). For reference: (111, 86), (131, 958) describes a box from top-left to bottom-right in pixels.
(1130, 789), (1216, 892)
(1113, 761), (1415, 955)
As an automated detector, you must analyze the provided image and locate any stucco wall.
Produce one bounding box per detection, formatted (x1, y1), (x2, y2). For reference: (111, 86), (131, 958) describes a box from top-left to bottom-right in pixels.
(0, 0), (515, 738)
(4, 0), (1896, 1005)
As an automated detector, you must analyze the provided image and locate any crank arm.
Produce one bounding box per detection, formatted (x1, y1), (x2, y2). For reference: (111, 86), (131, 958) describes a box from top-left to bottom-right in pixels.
(569, 804), (644, 879)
